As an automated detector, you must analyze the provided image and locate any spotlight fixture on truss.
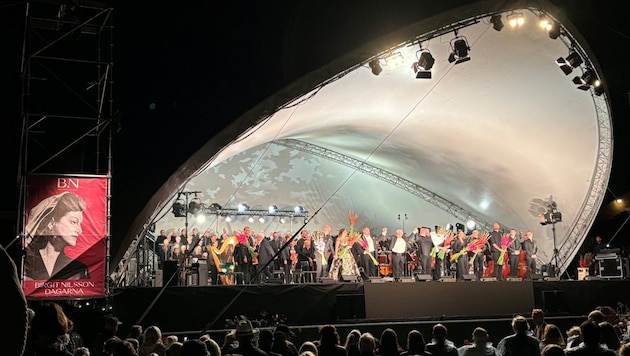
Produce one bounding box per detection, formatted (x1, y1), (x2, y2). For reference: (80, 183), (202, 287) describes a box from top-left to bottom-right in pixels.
(507, 12), (525, 27)
(188, 193), (202, 215)
(448, 33), (471, 64)
(555, 51), (582, 75)
(171, 195), (186, 217)
(268, 204), (278, 214)
(412, 48), (435, 79)
(572, 68), (602, 92)
(384, 52), (404, 68)
(539, 15), (561, 39)
(368, 59), (383, 76)
(237, 203), (250, 213)
(489, 14), (504, 31)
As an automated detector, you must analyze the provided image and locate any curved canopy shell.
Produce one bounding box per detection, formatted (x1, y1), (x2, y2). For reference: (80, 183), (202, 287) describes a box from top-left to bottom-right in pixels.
(114, 0), (612, 278)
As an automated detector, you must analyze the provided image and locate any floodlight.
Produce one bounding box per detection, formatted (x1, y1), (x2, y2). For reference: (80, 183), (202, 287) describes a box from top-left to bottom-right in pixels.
(268, 205), (278, 214)
(507, 12), (524, 27)
(448, 36), (470, 64)
(490, 14), (504, 31)
(413, 51), (434, 79)
(237, 203), (250, 213)
(369, 59), (382, 76)
(172, 196), (186, 217)
(556, 52), (583, 75)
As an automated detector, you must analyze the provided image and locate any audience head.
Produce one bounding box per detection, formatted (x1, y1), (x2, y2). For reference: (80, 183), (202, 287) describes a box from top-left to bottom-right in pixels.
(579, 320), (602, 345)
(299, 341), (318, 356)
(532, 308), (544, 325)
(405, 329), (426, 352)
(511, 315), (530, 334)
(319, 324), (341, 345)
(234, 319), (258, 343)
(432, 323), (448, 341)
(166, 341), (183, 356)
(542, 324), (565, 347)
(541, 344), (565, 356)
(257, 329), (274, 351)
(472, 327), (490, 345)
(198, 335), (221, 356)
(73, 347), (90, 356)
(587, 309), (606, 323)
(30, 302), (70, 338)
(345, 329), (361, 348)
(181, 339), (210, 356)
(143, 326), (164, 345)
(358, 332), (376, 354)
(379, 328), (400, 353)
(599, 321), (621, 351)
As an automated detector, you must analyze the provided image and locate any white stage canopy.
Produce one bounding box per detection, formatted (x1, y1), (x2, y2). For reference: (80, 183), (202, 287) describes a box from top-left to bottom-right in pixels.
(114, 0), (612, 281)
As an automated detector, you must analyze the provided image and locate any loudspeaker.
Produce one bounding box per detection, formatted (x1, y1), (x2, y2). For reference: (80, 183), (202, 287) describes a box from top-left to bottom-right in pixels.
(507, 277), (523, 282)
(415, 274), (432, 281)
(341, 275), (359, 282)
(480, 277), (497, 282)
(163, 261), (179, 287)
(439, 277), (456, 282)
(197, 260), (208, 286)
(584, 276), (603, 281)
(462, 274), (477, 281)
(400, 277), (415, 283)
(531, 273), (544, 280)
(544, 277), (560, 281)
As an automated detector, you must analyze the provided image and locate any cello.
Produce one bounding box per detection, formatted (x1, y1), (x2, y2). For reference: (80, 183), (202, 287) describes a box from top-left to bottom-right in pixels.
(378, 251), (392, 276)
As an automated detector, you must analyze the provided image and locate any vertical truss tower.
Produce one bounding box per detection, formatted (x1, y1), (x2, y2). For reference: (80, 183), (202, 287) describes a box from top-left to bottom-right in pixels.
(18, 0), (115, 294)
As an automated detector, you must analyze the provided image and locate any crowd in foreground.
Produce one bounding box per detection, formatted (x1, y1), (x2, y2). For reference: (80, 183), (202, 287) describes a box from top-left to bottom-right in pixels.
(21, 302), (630, 356)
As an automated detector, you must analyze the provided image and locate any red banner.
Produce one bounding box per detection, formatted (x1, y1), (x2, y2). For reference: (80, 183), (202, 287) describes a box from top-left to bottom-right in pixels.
(22, 175), (108, 298)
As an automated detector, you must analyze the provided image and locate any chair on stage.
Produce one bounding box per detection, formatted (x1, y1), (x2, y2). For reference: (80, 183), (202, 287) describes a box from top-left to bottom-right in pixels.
(295, 261), (317, 283)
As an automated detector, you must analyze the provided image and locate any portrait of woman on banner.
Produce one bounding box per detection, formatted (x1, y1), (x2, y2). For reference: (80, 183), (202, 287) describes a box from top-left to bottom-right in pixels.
(24, 191), (91, 281)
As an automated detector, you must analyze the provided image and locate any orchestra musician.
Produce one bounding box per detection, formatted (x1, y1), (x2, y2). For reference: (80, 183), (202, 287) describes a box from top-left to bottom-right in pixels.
(417, 227), (434, 276)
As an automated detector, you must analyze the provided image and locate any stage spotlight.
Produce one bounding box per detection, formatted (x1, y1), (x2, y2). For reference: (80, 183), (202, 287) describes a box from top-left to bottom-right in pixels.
(384, 52), (404, 68)
(196, 213), (206, 224)
(279, 217), (286, 224)
(237, 203), (250, 213)
(490, 14), (504, 31)
(225, 215), (232, 222)
(268, 204), (278, 214)
(466, 220), (476, 230)
(538, 15), (560, 38)
(188, 197), (202, 215)
(368, 59), (383, 76)
(294, 205), (305, 214)
(258, 217), (265, 223)
(209, 203), (222, 212)
(556, 52), (582, 75)
(507, 12), (524, 27)
(413, 51), (434, 79)
(248, 216), (255, 223)
(455, 223), (465, 232)
(445, 223), (453, 231)
(448, 36), (470, 64)
(572, 68), (601, 91)
(171, 196), (186, 217)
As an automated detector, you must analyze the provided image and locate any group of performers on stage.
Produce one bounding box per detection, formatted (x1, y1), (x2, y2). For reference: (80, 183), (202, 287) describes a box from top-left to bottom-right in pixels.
(155, 213), (539, 285)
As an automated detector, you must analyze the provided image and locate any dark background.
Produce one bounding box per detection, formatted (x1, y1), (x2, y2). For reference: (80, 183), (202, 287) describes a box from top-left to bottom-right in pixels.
(1, 1), (629, 272)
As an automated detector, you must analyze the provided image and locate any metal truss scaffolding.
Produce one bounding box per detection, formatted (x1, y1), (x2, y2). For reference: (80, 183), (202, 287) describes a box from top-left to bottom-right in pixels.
(18, 0), (115, 295)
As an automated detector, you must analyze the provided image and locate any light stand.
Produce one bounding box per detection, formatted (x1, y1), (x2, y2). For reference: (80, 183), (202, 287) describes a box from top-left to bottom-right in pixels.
(398, 213), (408, 232)
(539, 200), (562, 278)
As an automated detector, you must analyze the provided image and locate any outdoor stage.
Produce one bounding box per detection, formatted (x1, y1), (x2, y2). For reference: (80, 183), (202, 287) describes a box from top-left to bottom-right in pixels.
(111, 278), (629, 334)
